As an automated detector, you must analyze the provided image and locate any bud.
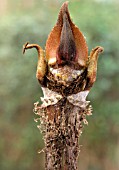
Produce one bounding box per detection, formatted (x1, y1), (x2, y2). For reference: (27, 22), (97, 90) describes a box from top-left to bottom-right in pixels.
(46, 1), (88, 66)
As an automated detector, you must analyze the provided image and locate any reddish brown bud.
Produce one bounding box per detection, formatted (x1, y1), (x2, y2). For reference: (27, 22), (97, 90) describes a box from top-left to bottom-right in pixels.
(57, 12), (76, 64)
(46, 1), (88, 66)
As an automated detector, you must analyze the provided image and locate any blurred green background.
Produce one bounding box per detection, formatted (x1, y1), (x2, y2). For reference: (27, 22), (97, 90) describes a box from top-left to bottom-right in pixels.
(0, 0), (119, 169)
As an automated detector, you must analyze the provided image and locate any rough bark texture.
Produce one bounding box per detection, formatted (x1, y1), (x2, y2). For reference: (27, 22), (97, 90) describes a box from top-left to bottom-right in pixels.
(34, 63), (93, 170)
(34, 89), (92, 170)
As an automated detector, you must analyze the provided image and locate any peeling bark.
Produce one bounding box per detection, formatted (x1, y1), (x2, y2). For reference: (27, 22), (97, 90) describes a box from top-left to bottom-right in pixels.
(34, 90), (92, 170)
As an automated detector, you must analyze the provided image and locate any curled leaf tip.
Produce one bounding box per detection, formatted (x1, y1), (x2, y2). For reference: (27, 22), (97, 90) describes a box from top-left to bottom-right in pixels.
(92, 46), (104, 54)
(90, 46), (104, 60)
(23, 42), (29, 54)
(86, 46), (104, 89)
(97, 46), (104, 54)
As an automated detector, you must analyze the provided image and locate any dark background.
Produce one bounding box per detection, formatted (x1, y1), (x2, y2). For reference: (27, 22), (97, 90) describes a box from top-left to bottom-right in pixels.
(0, 0), (119, 169)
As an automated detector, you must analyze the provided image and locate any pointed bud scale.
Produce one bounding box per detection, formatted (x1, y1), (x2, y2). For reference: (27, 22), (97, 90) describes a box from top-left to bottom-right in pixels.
(45, 1), (88, 66)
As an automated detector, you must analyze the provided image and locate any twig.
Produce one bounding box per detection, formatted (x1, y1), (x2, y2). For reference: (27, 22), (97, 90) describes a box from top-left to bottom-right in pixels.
(23, 2), (103, 170)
